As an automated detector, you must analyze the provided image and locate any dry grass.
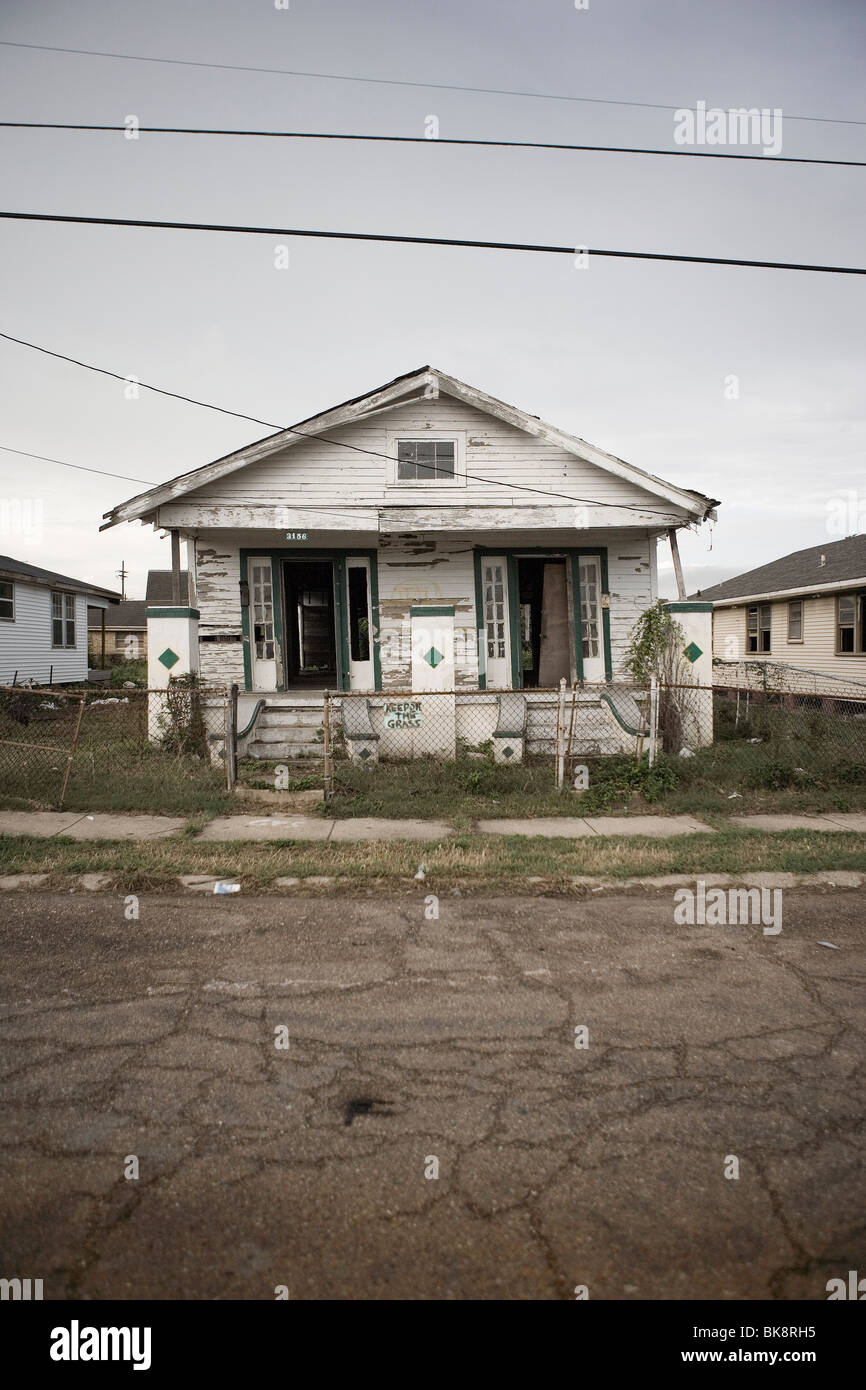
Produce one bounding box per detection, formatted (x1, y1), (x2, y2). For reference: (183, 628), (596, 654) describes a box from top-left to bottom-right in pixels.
(1, 829), (863, 894)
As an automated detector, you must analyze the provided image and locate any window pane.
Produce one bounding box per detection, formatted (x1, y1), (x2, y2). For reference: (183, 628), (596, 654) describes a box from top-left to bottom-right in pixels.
(0, 580), (12, 620)
(397, 439), (456, 482)
(348, 565), (370, 662)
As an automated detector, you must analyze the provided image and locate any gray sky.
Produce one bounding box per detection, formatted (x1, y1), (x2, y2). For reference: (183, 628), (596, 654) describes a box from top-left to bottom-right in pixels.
(1, 0), (863, 598)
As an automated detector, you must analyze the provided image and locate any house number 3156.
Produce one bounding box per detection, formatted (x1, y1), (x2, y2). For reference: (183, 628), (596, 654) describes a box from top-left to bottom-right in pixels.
(285, 531), (309, 541)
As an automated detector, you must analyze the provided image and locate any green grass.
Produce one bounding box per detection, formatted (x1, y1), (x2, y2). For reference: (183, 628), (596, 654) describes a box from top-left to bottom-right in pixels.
(0, 828), (863, 893)
(0, 692), (231, 815)
(327, 742), (866, 824)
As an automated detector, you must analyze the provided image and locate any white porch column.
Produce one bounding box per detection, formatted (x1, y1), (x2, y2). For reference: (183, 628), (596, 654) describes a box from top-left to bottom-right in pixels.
(666, 601), (714, 746)
(146, 605), (200, 740)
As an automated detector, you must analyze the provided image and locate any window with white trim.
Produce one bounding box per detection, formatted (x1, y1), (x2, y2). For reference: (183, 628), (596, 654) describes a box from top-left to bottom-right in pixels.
(837, 593), (864, 654)
(51, 592), (76, 648)
(747, 603), (771, 653)
(787, 600), (803, 642)
(396, 438), (456, 482)
(0, 580), (13, 621)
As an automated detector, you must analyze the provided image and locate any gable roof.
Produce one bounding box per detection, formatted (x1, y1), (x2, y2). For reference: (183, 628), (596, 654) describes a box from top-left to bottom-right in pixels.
(691, 535), (866, 605)
(87, 600), (147, 629)
(102, 366), (718, 529)
(145, 569), (189, 602)
(0, 554), (120, 602)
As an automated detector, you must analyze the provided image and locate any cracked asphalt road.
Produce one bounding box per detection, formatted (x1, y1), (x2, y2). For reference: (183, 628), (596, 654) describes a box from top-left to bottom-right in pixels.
(0, 890), (862, 1300)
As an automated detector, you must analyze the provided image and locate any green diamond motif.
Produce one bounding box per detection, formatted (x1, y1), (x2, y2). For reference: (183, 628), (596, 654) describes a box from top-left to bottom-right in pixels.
(683, 641), (703, 664)
(158, 647), (180, 670)
(423, 646), (444, 669)
(503, 746), (515, 759)
(359, 747), (371, 760)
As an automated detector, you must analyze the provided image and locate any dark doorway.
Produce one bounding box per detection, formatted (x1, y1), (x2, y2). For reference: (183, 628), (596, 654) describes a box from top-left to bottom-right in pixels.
(517, 557), (570, 688)
(283, 560), (337, 685)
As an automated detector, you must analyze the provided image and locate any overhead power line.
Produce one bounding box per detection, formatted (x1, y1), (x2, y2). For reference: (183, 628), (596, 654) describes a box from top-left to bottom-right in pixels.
(0, 329), (698, 520)
(1, 211), (863, 275)
(0, 443), (151, 485)
(1, 39), (862, 128)
(2, 121), (863, 168)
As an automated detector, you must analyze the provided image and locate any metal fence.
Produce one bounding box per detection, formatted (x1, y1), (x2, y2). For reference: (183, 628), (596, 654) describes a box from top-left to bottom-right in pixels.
(711, 682), (866, 782)
(322, 682), (658, 800)
(0, 683), (231, 810)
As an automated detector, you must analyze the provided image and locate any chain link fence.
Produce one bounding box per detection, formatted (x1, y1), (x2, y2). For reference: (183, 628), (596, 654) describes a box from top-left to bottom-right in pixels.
(322, 683), (657, 800)
(0, 683), (231, 811)
(711, 681), (866, 786)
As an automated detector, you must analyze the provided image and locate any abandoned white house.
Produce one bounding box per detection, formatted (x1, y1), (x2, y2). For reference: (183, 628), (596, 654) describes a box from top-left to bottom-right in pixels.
(102, 367), (717, 757)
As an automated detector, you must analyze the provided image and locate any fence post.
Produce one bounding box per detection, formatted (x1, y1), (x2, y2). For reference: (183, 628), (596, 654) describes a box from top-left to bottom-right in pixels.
(57, 693), (86, 810)
(648, 674), (658, 767)
(556, 676), (566, 791)
(323, 689), (333, 803)
(225, 683), (238, 791)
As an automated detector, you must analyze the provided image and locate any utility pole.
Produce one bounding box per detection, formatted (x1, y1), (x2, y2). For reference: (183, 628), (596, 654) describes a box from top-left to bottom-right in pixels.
(116, 561), (128, 600)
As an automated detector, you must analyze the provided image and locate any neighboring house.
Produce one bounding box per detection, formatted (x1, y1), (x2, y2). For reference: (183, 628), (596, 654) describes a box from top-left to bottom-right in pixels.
(102, 366), (717, 752)
(87, 599), (147, 660)
(87, 572), (189, 661)
(0, 555), (120, 685)
(692, 534), (866, 685)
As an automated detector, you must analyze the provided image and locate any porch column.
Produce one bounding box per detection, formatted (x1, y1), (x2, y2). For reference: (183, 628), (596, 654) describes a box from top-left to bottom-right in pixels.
(145, 604), (200, 740)
(665, 600), (714, 746)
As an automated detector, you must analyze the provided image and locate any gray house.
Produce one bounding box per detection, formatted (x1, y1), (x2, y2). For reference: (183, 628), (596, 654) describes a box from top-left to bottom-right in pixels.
(0, 555), (120, 685)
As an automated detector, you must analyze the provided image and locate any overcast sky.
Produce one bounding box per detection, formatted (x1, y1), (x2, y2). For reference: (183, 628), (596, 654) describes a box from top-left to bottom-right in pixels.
(1, 0), (863, 599)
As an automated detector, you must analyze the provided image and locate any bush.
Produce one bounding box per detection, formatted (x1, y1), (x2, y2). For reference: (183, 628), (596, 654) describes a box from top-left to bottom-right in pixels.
(157, 673), (210, 758)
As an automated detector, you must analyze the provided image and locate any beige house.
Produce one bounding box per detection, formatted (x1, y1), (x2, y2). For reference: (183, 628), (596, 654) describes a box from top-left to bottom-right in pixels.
(694, 535), (866, 687)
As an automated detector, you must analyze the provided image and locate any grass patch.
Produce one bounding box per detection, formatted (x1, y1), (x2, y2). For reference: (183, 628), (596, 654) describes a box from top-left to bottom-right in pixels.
(0, 690), (232, 815)
(1, 829), (863, 894)
(327, 743), (866, 824)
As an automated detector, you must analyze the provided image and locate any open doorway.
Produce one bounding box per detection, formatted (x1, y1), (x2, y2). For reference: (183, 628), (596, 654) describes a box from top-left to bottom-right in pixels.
(517, 557), (570, 688)
(283, 559), (337, 686)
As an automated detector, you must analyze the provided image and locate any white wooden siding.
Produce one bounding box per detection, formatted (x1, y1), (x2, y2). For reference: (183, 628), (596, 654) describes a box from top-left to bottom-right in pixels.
(194, 529), (652, 689)
(181, 398), (675, 515)
(713, 597), (866, 683)
(0, 583), (90, 684)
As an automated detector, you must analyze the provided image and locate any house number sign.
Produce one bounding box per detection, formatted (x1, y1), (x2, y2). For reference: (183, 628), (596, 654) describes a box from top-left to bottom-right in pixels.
(383, 700), (423, 729)
(285, 532), (309, 542)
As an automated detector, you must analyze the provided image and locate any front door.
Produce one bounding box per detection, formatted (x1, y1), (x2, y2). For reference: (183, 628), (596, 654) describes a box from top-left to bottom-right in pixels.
(283, 559), (337, 686)
(578, 554), (605, 682)
(346, 557), (375, 691)
(479, 555), (511, 688)
(248, 556), (278, 690)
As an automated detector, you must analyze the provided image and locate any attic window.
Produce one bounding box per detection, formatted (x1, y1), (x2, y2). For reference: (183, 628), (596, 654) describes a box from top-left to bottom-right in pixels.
(397, 439), (456, 482)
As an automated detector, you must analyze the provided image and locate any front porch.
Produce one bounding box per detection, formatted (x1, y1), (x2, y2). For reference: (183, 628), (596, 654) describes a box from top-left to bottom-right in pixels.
(236, 685), (648, 762)
(194, 531), (629, 699)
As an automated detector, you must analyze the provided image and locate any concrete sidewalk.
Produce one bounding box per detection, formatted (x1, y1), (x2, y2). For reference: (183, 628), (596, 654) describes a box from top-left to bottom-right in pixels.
(0, 809), (864, 843)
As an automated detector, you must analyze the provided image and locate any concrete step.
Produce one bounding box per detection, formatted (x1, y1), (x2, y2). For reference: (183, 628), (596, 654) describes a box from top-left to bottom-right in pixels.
(259, 710), (323, 729)
(526, 737), (624, 756)
(254, 724), (323, 743)
(247, 740), (322, 760)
